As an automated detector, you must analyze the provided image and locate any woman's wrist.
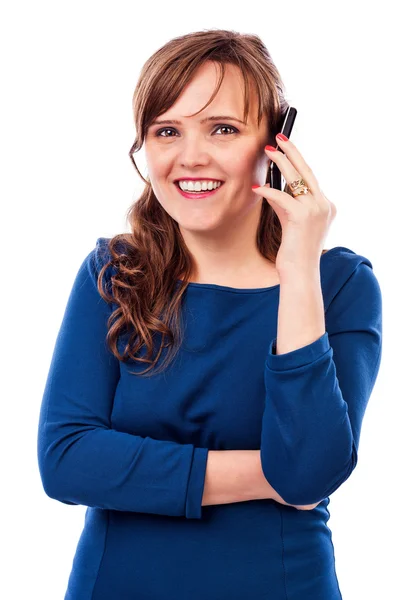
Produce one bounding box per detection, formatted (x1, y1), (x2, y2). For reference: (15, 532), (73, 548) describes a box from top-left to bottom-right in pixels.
(200, 449), (317, 509)
(252, 451), (282, 501)
(202, 450), (276, 506)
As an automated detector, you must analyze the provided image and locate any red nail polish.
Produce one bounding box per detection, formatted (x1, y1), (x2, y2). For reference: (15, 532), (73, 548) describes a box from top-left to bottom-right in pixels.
(276, 133), (289, 142)
(251, 185), (260, 189)
(265, 145), (277, 152)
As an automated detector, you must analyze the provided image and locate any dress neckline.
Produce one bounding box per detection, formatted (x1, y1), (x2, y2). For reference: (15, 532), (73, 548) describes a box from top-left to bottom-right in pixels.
(175, 247), (341, 294)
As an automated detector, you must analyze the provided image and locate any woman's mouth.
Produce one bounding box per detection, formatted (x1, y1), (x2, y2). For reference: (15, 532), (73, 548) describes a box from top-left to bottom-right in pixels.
(174, 181), (224, 200)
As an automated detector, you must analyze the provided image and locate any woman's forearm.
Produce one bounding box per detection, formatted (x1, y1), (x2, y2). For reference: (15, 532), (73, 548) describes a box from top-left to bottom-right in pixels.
(201, 450), (276, 506)
(201, 450), (319, 510)
(275, 267), (325, 355)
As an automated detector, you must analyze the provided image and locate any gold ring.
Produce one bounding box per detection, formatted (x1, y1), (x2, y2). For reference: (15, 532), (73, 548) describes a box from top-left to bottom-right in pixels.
(289, 177), (310, 197)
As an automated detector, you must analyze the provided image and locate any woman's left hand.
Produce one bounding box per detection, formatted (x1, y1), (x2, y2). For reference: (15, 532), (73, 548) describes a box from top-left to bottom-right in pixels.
(252, 134), (337, 274)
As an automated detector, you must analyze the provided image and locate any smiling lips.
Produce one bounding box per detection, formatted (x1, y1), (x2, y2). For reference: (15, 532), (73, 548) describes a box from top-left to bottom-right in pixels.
(174, 178), (223, 183)
(175, 180), (224, 193)
(174, 181), (224, 199)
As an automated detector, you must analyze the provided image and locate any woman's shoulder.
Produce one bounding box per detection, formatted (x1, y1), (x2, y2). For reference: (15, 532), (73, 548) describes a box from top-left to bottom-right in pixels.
(320, 245), (380, 308)
(92, 236), (128, 272)
(321, 245), (372, 270)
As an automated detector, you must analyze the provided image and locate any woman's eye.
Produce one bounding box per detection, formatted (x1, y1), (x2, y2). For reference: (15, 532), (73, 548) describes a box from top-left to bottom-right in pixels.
(156, 128), (176, 137)
(215, 125), (238, 135)
(156, 125), (238, 137)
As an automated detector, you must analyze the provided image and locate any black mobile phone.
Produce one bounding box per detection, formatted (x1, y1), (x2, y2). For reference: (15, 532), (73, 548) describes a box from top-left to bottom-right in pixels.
(269, 106), (297, 191)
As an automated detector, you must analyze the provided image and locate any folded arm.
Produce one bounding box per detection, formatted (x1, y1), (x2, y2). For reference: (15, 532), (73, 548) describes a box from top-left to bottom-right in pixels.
(260, 260), (382, 506)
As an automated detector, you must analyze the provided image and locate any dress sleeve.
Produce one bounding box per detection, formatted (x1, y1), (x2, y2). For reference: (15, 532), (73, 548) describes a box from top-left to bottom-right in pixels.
(37, 238), (209, 519)
(260, 261), (382, 505)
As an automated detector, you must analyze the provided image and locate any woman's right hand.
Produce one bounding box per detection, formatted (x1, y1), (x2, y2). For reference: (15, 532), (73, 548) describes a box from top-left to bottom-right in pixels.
(289, 502), (319, 511)
(270, 487), (319, 511)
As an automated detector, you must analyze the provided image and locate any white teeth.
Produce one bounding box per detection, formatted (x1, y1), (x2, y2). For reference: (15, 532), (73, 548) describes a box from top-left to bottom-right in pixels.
(178, 180), (222, 192)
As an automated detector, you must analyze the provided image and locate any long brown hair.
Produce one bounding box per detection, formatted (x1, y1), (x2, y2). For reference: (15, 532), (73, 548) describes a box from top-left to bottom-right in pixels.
(98, 29), (326, 377)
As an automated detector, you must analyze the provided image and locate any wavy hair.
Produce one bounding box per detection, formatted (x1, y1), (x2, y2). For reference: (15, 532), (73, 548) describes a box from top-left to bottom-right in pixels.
(98, 28), (327, 377)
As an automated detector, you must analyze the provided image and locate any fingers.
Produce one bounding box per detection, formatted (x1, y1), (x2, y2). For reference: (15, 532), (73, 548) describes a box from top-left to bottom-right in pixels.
(292, 502), (319, 510)
(265, 134), (321, 197)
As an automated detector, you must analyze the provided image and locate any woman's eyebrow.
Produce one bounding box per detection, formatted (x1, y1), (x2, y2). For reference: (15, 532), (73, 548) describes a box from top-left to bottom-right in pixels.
(150, 115), (247, 126)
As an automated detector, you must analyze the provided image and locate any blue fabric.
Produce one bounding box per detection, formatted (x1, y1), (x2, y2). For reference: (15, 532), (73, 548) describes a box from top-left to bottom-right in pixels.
(37, 238), (382, 599)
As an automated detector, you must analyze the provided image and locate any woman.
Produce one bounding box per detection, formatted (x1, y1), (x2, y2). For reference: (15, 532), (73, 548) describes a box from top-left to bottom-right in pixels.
(37, 29), (382, 599)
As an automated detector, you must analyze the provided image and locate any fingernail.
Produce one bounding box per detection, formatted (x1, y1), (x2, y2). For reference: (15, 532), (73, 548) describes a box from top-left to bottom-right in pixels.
(265, 145), (277, 152)
(276, 133), (289, 142)
(251, 185), (260, 189)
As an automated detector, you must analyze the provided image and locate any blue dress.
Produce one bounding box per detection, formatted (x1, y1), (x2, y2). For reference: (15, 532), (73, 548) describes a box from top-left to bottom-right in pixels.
(37, 237), (382, 599)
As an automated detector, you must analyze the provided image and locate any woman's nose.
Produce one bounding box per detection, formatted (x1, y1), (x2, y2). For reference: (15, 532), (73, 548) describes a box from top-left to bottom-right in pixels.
(177, 143), (211, 167)
(179, 156), (209, 168)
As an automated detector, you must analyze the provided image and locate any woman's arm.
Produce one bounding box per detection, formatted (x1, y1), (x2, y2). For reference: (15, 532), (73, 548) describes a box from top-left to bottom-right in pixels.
(202, 450), (318, 510)
(260, 258), (382, 506)
(201, 450), (273, 506)
(37, 239), (209, 520)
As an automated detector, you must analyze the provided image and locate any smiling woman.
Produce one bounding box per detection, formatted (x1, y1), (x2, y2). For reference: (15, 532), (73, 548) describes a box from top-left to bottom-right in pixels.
(110, 32), (296, 376)
(37, 28), (382, 600)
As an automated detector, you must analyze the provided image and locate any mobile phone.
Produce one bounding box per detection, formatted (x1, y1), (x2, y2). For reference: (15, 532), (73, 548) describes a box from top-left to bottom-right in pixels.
(269, 106), (297, 191)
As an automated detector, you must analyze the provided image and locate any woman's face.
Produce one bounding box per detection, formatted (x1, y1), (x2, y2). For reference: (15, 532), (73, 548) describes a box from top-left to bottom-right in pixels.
(144, 61), (270, 236)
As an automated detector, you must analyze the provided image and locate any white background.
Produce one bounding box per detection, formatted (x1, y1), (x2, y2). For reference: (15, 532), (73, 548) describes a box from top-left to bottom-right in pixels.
(1, 1), (398, 598)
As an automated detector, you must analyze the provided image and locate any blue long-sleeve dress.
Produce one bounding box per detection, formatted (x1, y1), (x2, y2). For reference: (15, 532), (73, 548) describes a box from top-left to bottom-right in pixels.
(37, 237), (382, 599)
